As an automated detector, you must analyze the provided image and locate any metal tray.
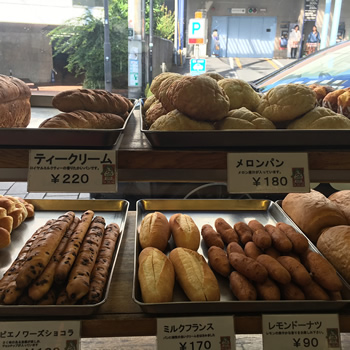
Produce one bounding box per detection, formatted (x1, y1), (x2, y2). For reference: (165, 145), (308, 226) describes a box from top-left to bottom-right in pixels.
(132, 199), (350, 314)
(0, 100), (137, 148)
(0, 199), (129, 316)
(140, 101), (350, 149)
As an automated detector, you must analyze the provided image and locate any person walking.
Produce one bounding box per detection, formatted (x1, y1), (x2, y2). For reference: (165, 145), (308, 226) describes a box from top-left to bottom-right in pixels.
(288, 25), (301, 59)
(211, 29), (220, 57)
(307, 25), (321, 55)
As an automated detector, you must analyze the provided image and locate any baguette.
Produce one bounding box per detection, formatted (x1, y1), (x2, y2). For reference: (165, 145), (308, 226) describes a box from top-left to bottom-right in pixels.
(83, 223), (120, 304)
(15, 212), (75, 289)
(28, 216), (80, 301)
(66, 216), (106, 301)
(55, 210), (94, 284)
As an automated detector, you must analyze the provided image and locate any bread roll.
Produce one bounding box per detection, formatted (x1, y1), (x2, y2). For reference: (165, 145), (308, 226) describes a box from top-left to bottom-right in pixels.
(139, 212), (170, 251)
(169, 213), (200, 251)
(317, 225), (350, 284)
(337, 90), (350, 118)
(328, 190), (350, 224)
(169, 247), (220, 301)
(39, 110), (125, 129)
(281, 190), (348, 243)
(52, 88), (129, 115)
(0, 74), (31, 128)
(138, 247), (175, 303)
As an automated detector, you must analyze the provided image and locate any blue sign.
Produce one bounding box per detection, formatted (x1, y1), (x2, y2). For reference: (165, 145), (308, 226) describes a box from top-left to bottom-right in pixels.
(190, 58), (206, 76)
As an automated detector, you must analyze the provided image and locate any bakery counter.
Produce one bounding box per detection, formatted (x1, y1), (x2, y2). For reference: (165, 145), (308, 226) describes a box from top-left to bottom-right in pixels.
(2, 109), (350, 183)
(2, 211), (350, 338)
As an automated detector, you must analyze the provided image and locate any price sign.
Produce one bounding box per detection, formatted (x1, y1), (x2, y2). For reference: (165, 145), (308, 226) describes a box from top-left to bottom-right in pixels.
(157, 315), (235, 350)
(28, 149), (117, 193)
(263, 314), (341, 349)
(0, 320), (81, 350)
(227, 152), (310, 194)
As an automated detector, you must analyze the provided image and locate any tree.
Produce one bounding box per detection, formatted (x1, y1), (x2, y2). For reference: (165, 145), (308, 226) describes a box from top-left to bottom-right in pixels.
(47, 0), (174, 89)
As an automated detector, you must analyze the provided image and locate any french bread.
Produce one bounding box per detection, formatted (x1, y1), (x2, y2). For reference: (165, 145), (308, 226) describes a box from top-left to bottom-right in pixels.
(169, 247), (220, 301)
(39, 110), (125, 129)
(328, 190), (350, 224)
(138, 247), (175, 303)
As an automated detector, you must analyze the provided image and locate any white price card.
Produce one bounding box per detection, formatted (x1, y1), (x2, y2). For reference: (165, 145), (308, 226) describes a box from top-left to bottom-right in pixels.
(157, 315), (235, 350)
(262, 314), (341, 349)
(0, 320), (81, 350)
(227, 152), (310, 194)
(28, 149), (117, 193)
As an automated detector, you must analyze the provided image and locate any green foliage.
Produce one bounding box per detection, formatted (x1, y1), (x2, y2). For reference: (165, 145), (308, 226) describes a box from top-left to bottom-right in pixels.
(48, 3), (128, 89)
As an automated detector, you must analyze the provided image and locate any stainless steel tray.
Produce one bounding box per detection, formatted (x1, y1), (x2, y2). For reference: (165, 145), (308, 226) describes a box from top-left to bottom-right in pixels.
(0, 100), (137, 148)
(132, 199), (350, 314)
(0, 199), (129, 316)
(140, 100), (350, 148)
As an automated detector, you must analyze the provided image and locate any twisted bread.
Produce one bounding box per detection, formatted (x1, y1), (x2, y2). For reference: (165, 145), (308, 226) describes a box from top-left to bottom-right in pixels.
(39, 110), (125, 129)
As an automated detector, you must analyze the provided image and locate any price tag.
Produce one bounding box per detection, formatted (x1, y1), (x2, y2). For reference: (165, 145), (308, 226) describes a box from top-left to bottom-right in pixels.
(262, 314), (341, 349)
(0, 320), (81, 350)
(227, 152), (310, 194)
(157, 315), (235, 350)
(28, 149), (117, 193)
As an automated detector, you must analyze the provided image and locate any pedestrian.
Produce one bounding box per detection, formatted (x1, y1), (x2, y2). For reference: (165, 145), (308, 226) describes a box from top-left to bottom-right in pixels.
(212, 29), (220, 57)
(307, 25), (321, 55)
(288, 25), (301, 59)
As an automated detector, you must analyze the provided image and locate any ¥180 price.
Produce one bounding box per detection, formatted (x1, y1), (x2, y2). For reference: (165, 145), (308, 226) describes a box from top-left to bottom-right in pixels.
(50, 173), (89, 184)
(253, 176), (288, 187)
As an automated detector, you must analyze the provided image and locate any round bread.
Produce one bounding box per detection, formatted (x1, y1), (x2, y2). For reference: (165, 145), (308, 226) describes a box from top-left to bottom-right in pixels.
(337, 90), (350, 118)
(145, 101), (167, 126)
(169, 247), (220, 301)
(287, 106), (350, 129)
(217, 78), (261, 111)
(328, 190), (350, 224)
(309, 84), (335, 106)
(200, 72), (224, 81)
(138, 247), (175, 303)
(257, 84), (316, 123)
(216, 107), (276, 129)
(143, 95), (158, 113)
(149, 110), (215, 131)
(166, 75), (230, 121)
(322, 88), (348, 112)
(317, 225), (350, 284)
(281, 190), (348, 243)
(158, 75), (182, 112)
(149, 72), (182, 99)
(139, 212), (171, 251)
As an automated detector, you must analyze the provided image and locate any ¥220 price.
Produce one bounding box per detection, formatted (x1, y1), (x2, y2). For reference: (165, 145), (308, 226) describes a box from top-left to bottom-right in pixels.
(253, 176), (288, 187)
(50, 173), (89, 184)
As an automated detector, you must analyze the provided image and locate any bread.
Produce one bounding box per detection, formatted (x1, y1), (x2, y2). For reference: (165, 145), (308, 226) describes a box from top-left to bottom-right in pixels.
(287, 107), (350, 129)
(169, 213), (200, 251)
(0, 74), (31, 128)
(328, 190), (350, 224)
(52, 89), (129, 115)
(169, 247), (220, 301)
(215, 107), (276, 130)
(281, 190), (348, 243)
(144, 101), (168, 126)
(139, 212), (171, 252)
(149, 72), (182, 99)
(217, 78), (261, 111)
(166, 75), (230, 121)
(39, 110), (125, 129)
(337, 90), (350, 118)
(257, 84), (316, 123)
(317, 225), (350, 284)
(149, 110), (215, 131)
(158, 75), (182, 112)
(143, 95), (158, 114)
(309, 84), (335, 106)
(138, 247), (175, 303)
(322, 88), (348, 112)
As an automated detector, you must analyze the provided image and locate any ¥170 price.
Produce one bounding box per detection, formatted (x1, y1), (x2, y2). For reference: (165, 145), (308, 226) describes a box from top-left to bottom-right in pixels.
(178, 340), (212, 349)
(50, 173), (89, 184)
(253, 176), (288, 187)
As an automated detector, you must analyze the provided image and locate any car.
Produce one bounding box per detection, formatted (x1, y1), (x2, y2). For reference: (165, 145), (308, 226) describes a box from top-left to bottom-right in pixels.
(253, 40), (350, 92)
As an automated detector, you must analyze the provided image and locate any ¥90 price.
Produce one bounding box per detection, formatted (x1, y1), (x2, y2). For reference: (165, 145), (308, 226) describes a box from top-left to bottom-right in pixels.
(50, 173), (89, 184)
(292, 337), (319, 347)
(253, 176), (288, 187)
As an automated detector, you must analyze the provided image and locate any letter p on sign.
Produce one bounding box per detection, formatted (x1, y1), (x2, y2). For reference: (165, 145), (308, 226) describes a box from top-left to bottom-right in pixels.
(188, 18), (206, 44)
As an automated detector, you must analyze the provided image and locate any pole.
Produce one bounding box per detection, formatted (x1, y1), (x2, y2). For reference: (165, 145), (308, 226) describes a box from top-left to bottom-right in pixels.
(104, 0), (112, 92)
(320, 0), (332, 49)
(149, 0), (153, 83)
(329, 0), (343, 46)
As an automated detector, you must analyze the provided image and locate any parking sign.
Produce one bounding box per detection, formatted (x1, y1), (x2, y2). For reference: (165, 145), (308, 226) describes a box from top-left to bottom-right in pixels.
(190, 58), (206, 75)
(188, 18), (206, 44)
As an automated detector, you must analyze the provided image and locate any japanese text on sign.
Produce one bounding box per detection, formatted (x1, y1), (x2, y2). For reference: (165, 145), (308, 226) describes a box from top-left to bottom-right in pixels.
(28, 150), (117, 193)
(227, 153), (310, 194)
(262, 314), (340, 350)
